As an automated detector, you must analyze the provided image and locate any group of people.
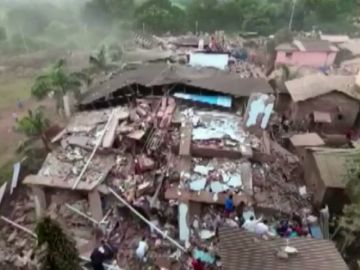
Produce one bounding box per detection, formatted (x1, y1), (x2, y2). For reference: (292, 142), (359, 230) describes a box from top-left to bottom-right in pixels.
(224, 194), (309, 239)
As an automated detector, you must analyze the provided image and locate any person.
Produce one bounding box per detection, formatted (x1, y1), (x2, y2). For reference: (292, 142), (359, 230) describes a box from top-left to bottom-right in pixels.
(255, 220), (270, 236)
(90, 240), (117, 270)
(135, 236), (149, 262)
(276, 220), (289, 237)
(191, 258), (205, 270)
(242, 216), (262, 233)
(224, 194), (234, 217)
(236, 201), (246, 227)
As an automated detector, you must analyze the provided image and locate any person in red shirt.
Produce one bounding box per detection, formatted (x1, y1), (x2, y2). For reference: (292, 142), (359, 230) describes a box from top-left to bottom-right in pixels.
(191, 258), (205, 270)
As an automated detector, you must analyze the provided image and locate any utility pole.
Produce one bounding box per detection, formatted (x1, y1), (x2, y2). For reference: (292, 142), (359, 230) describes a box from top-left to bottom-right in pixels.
(289, 0), (297, 31)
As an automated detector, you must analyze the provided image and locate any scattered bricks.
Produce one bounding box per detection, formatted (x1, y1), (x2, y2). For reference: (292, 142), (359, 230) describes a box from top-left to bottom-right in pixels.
(136, 155), (156, 173)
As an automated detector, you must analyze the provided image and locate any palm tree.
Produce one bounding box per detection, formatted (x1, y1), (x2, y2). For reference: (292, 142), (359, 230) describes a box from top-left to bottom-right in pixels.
(31, 59), (83, 114)
(16, 107), (51, 152)
(89, 46), (119, 73)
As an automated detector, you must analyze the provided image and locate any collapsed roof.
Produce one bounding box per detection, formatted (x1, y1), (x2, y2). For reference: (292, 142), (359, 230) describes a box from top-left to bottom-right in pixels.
(80, 63), (273, 105)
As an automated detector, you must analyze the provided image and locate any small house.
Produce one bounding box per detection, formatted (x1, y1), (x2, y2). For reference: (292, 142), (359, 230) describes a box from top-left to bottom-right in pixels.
(219, 227), (348, 270)
(289, 133), (325, 161)
(284, 74), (360, 133)
(304, 148), (355, 211)
(275, 39), (338, 68)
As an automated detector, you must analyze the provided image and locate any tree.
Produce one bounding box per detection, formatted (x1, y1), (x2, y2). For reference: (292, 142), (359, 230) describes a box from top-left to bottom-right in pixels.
(16, 107), (51, 152)
(135, 0), (186, 34)
(336, 152), (360, 264)
(31, 59), (82, 113)
(35, 217), (81, 270)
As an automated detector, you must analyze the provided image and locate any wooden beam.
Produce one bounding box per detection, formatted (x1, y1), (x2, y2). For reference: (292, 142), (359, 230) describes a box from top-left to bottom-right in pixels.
(88, 190), (103, 222)
(72, 110), (115, 190)
(32, 186), (47, 219)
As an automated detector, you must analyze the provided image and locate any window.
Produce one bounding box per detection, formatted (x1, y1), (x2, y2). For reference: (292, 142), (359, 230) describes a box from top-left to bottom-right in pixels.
(285, 52), (293, 58)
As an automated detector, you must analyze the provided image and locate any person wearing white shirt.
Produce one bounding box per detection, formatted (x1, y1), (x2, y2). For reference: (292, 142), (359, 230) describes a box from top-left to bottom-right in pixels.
(136, 237), (149, 262)
(242, 216), (262, 232)
(255, 220), (270, 236)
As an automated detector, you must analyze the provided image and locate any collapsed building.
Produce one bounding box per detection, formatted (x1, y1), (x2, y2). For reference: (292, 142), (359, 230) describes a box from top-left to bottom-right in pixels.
(1, 57), (350, 269)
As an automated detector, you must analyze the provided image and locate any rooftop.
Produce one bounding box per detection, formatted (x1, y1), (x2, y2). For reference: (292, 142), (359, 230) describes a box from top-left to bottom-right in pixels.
(219, 227), (348, 270)
(81, 64), (273, 105)
(308, 148), (357, 188)
(285, 74), (359, 102)
(276, 39), (338, 53)
(290, 133), (325, 147)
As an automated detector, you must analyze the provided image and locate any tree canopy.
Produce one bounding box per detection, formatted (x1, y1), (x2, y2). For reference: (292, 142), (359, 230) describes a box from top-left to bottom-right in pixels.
(80, 0), (359, 35)
(35, 217), (81, 270)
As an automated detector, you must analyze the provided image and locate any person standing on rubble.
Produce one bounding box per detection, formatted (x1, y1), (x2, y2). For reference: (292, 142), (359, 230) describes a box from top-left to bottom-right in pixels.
(224, 194), (235, 217)
(135, 236), (149, 262)
(90, 240), (118, 270)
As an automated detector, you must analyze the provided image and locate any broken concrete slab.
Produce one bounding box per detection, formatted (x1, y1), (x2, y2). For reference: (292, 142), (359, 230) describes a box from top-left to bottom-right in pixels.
(178, 203), (190, 242)
(165, 187), (253, 205)
(179, 121), (192, 156)
(189, 178), (207, 192)
(88, 190), (103, 222)
(244, 93), (275, 131)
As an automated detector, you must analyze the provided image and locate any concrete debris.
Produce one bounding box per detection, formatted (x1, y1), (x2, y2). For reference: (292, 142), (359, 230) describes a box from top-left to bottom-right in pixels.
(2, 39), (332, 269)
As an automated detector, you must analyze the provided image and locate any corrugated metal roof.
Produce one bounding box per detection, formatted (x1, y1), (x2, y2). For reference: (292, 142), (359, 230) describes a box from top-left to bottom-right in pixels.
(219, 227), (348, 270)
(275, 43), (298, 52)
(295, 39), (338, 52)
(285, 74), (359, 102)
(276, 39), (338, 52)
(309, 148), (357, 188)
(320, 34), (350, 44)
(81, 64), (273, 105)
(290, 133), (325, 147)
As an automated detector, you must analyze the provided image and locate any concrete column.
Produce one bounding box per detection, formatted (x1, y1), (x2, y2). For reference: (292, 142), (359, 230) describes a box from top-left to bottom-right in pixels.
(63, 94), (72, 118)
(88, 190), (103, 222)
(32, 186), (46, 219)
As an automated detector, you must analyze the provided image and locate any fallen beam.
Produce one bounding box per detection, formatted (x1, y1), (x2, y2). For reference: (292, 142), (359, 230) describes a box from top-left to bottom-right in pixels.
(65, 204), (99, 225)
(0, 216), (37, 238)
(108, 188), (186, 252)
(73, 110), (115, 189)
(23, 175), (110, 194)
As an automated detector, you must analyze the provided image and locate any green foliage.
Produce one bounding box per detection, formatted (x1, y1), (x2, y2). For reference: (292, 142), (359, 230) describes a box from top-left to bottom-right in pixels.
(35, 217), (81, 270)
(17, 108), (50, 138)
(135, 0), (186, 33)
(16, 107), (51, 152)
(31, 59), (82, 112)
(0, 26), (7, 42)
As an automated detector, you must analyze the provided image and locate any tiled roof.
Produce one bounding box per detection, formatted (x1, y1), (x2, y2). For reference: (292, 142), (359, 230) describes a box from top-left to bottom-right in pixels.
(285, 74), (359, 102)
(218, 227), (348, 270)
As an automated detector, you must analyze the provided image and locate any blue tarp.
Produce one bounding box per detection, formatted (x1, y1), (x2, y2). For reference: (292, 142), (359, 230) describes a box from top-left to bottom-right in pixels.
(173, 93), (232, 107)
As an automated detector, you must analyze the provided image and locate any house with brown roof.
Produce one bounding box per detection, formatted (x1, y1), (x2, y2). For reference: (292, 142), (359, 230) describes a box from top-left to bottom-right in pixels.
(284, 74), (360, 133)
(275, 39), (339, 68)
(219, 227), (348, 270)
(304, 148), (355, 211)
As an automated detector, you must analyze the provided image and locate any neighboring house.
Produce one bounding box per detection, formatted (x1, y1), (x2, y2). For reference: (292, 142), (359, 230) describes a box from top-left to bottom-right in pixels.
(218, 227), (348, 270)
(289, 133), (325, 162)
(275, 39), (338, 68)
(340, 57), (360, 74)
(304, 148), (355, 211)
(284, 74), (360, 133)
(336, 39), (360, 64)
(320, 34), (350, 44)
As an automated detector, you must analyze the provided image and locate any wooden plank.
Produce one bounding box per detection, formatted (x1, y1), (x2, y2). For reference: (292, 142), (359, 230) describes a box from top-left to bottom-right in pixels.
(179, 122), (192, 156)
(0, 183), (7, 206)
(32, 186), (47, 218)
(88, 190), (103, 222)
(10, 162), (21, 195)
(102, 108), (129, 148)
(165, 187), (253, 206)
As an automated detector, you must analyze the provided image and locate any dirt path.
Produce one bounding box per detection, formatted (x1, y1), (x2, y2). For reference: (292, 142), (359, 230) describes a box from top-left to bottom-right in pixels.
(0, 98), (59, 166)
